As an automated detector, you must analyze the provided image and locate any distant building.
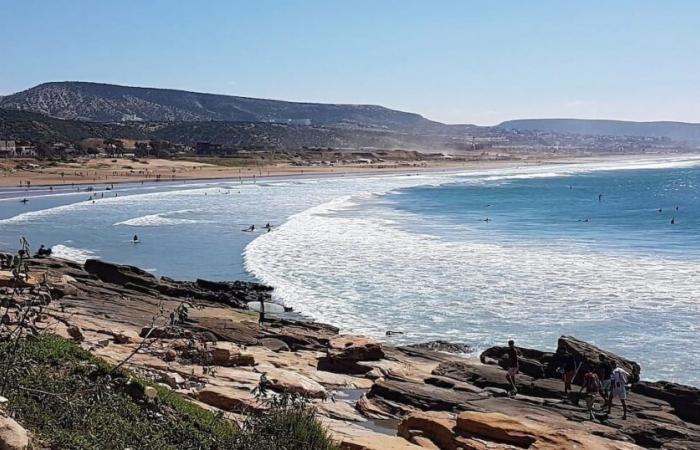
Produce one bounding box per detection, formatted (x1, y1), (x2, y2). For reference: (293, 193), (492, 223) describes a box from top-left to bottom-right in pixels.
(0, 140), (16, 157)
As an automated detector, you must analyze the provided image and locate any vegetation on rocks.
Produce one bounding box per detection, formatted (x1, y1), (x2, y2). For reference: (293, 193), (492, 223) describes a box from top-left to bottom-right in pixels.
(0, 334), (338, 450)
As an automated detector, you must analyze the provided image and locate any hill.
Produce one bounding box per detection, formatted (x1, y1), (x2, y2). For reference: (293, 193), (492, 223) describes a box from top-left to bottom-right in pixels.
(0, 81), (442, 131)
(0, 109), (147, 142)
(498, 118), (700, 142)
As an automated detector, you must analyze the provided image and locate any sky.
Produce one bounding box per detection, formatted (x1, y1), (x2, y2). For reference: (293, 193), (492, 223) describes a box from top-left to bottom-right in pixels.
(1, 0), (699, 125)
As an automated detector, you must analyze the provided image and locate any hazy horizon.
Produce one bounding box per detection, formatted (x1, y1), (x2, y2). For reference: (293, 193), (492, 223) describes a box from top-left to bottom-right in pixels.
(2, 0), (700, 125)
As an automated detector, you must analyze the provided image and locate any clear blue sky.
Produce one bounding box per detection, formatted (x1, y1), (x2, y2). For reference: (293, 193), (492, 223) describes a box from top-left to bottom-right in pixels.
(1, 0), (699, 125)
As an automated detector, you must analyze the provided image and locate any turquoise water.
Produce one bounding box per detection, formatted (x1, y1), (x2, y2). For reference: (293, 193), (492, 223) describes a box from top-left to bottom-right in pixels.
(1, 156), (699, 385)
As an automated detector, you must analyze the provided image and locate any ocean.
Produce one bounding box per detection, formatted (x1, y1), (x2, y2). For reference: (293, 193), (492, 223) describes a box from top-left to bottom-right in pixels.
(1, 155), (699, 386)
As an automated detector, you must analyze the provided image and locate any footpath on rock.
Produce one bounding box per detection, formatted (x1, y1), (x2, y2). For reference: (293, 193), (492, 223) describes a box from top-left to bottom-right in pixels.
(1, 254), (699, 449)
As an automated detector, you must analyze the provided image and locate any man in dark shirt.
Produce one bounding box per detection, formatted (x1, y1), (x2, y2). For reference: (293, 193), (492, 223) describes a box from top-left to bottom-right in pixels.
(506, 340), (519, 396)
(561, 350), (577, 393)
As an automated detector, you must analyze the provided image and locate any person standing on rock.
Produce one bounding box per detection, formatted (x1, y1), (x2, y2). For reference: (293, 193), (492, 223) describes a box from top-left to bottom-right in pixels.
(560, 350), (577, 395)
(608, 365), (630, 419)
(505, 340), (519, 396)
(258, 298), (265, 328)
(597, 354), (613, 406)
(579, 369), (602, 420)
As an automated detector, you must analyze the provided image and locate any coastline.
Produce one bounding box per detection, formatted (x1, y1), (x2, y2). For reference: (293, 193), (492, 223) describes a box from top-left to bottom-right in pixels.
(1, 254), (698, 449)
(0, 151), (687, 189)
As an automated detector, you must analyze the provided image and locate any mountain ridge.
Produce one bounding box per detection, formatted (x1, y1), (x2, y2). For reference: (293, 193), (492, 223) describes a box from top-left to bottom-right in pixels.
(0, 81), (443, 132)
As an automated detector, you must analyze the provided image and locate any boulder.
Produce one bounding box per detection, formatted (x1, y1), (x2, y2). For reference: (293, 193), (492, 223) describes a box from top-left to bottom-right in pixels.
(398, 411), (457, 450)
(0, 416), (28, 450)
(262, 368), (327, 399)
(557, 336), (641, 383)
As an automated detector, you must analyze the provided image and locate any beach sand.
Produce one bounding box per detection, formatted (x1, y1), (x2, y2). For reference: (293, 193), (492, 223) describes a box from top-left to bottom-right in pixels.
(0, 152), (650, 188)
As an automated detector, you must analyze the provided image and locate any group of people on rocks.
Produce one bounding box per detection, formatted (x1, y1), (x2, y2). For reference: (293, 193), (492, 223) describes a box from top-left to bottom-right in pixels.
(505, 340), (631, 420)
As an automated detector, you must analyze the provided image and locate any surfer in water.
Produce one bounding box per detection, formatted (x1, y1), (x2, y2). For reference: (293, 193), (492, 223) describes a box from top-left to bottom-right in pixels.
(244, 225), (255, 232)
(133, 235), (140, 244)
(264, 223), (272, 232)
(598, 193), (603, 202)
(20, 198), (28, 204)
(671, 218), (675, 225)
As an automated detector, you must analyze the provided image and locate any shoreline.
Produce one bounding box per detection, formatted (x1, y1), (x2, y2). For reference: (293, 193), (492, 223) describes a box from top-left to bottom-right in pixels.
(0, 151), (691, 190)
(2, 255), (699, 449)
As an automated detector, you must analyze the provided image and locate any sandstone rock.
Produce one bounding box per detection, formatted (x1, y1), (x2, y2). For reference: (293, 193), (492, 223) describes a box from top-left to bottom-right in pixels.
(632, 380), (700, 424)
(0, 416), (28, 450)
(557, 336), (641, 383)
(210, 348), (255, 367)
(262, 368), (327, 399)
(322, 417), (423, 450)
(197, 386), (265, 413)
(329, 335), (385, 361)
(368, 379), (484, 412)
(67, 325), (84, 342)
(317, 335), (385, 375)
(260, 337), (290, 352)
(84, 259), (158, 289)
(398, 411), (457, 450)
(410, 436), (440, 450)
(456, 411), (643, 450)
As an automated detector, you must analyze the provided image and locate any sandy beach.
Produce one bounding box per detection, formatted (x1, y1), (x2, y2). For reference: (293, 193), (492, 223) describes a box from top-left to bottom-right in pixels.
(0, 152), (668, 188)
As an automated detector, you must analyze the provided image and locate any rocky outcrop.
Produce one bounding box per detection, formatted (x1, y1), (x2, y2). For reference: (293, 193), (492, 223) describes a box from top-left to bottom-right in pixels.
(557, 336), (641, 383)
(6, 256), (700, 450)
(632, 380), (700, 424)
(261, 368), (327, 399)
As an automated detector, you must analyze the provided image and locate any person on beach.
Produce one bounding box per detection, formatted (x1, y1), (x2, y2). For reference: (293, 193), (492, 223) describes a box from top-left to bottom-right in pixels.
(505, 340), (519, 396)
(258, 298), (265, 328)
(608, 365), (630, 419)
(597, 354), (613, 405)
(579, 369), (603, 420)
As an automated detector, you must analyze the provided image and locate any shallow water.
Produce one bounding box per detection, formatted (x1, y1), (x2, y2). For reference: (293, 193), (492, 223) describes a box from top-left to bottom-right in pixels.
(2, 155), (699, 385)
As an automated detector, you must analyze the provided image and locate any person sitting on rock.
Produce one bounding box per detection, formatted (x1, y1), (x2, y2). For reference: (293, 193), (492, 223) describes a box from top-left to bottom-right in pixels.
(579, 369), (602, 420)
(608, 365), (630, 420)
(505, 340), (519, 396)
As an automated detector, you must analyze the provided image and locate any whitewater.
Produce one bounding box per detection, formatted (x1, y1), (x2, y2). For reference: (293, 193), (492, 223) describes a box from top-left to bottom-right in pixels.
(1, 155), (699, 385)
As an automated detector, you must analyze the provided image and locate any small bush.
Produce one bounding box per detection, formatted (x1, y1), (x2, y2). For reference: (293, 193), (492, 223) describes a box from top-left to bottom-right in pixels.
(234, 390), (338, 450)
